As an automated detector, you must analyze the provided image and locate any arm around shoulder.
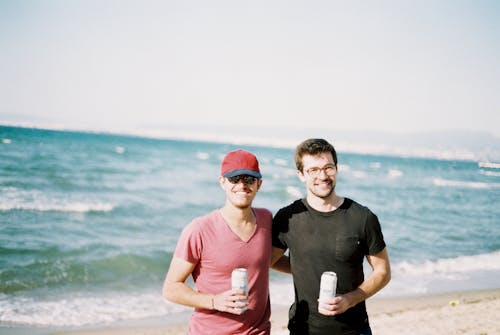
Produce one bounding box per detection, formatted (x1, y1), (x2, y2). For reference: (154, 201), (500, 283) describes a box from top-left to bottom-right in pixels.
(270, 247), (291, 274)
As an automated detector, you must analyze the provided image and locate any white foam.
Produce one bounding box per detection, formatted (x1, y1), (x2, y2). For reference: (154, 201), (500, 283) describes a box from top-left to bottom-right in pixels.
(273, 252), (500, 301)
(2, 138), (11, 144)
(388, 169), (403, 178)
(0, 202), (114, 212)
(0, 292), (188, 327)
(115, 146), (125, 154)
(196, 152), (209, 160)
(478, 161), (500, 169)
(0, 285), (293, 327)
(2, 252), (498, 326)
(479, 170), (500, 177)
(273, 158), (288, 166)
(0, 187), (113, 213)
(379, 251), (500, 296)
(392, 251), (500, 276)
(432, 178), (498, 189)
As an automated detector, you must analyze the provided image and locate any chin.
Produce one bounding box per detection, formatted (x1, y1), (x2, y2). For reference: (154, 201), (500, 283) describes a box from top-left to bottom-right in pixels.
(314, 189), (334, 199)
(235, 203), (252, 210)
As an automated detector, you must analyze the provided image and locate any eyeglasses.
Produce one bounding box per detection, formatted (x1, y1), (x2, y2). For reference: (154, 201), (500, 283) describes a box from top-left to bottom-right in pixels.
(305, 164), (337, 177)
(227, 175), (258, 185)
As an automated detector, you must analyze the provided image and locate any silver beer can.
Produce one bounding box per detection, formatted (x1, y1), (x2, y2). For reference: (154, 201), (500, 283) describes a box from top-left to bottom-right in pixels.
(232, 268), (248, 311)
(319, 271), (337, 302)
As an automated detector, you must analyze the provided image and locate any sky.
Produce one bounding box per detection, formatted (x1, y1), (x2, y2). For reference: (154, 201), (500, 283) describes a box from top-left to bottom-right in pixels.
(1, 0), (499, 140)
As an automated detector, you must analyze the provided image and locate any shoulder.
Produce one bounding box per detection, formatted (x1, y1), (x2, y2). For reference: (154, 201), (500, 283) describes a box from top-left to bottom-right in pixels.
(253, 207), (273, 217)
(275, 199), (307, 217)
(344, 198), (373, 213)
(183, 210), (219, 234)
(344, 198), (379, 224)
(273, 199), (308, 230)
(253, 207), (273, 227)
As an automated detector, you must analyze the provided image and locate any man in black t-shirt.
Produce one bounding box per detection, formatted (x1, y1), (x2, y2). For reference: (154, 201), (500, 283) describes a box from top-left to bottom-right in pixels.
(271, 138), (391, 335)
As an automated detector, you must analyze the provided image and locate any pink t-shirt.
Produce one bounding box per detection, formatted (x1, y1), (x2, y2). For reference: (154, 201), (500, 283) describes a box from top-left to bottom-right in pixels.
(174, 208), (272, 335)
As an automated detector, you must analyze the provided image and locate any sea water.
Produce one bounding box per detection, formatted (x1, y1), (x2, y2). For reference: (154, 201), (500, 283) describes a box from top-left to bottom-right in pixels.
(0, 125), (499, 330)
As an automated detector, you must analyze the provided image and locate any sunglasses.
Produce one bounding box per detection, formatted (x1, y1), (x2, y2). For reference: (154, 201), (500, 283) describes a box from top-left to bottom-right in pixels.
(227, 175), (258, 185)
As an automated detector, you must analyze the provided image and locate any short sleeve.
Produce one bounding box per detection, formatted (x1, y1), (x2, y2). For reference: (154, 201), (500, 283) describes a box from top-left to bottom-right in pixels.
(173, 219), (203, 264)
(272, 208), (288, 250)
(365, 210), (386, 255)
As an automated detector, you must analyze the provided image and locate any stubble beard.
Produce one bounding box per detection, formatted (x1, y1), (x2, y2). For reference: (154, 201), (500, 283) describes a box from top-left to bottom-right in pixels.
(310, 183), (335, 199)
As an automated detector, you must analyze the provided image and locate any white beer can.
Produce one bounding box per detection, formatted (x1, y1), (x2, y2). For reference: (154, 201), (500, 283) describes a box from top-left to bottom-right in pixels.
(319, 271), (337, 302)
(232, 268), (248, 311)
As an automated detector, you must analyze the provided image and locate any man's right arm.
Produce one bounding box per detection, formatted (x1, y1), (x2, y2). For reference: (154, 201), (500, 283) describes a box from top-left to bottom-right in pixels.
(162, 257), (248, 314)
(162, 257), (214, 309)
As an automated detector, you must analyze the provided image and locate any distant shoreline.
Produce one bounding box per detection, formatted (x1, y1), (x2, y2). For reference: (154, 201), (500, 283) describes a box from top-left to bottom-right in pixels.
(2, 122), (499, 162)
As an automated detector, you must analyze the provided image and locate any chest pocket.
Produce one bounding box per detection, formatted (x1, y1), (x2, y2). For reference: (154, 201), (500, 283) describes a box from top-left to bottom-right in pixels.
(335, 236), (363, 262)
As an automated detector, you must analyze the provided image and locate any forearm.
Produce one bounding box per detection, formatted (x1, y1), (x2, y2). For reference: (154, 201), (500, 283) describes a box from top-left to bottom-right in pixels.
(271, 255), (291, 273)
(346, 265), (391, 307)
(163, 281), (213, 310)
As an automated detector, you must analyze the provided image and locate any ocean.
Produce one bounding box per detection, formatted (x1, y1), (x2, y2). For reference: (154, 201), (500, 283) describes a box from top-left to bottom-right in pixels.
(1, 125), (499, 332)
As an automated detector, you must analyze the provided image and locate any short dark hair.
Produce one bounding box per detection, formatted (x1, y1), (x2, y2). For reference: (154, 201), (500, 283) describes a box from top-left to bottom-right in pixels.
(294, 138), (337, 172)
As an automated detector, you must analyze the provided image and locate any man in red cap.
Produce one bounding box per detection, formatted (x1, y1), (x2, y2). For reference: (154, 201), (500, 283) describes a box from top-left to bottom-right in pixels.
(163, 149), (272, 335)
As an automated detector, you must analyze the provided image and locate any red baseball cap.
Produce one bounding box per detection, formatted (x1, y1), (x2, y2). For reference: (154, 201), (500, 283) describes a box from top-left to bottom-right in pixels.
(220, 149), (262, 178)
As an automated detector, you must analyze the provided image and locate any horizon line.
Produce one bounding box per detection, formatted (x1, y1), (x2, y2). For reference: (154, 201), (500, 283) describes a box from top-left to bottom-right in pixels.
(1, 121), (499, 163)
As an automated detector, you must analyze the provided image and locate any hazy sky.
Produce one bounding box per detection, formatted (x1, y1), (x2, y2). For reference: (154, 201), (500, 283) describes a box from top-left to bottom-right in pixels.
(1, 0), (499, 137)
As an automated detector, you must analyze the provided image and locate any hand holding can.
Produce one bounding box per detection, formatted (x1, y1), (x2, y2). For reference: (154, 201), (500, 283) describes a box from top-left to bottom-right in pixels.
(318, 271), (337, 313)
(232, 268), (248, 311)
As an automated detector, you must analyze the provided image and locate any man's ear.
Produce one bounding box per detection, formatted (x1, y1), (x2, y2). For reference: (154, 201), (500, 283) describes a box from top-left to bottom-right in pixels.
(218, 176), (226, 189)
(256, 178), (263, 191)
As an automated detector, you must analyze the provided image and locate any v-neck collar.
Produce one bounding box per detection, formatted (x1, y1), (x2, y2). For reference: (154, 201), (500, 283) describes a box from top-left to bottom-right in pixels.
(218, 209), (258, 243)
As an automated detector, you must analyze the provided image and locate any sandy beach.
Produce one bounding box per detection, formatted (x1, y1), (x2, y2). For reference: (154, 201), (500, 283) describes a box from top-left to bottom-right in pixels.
(46, 289), (500, 335)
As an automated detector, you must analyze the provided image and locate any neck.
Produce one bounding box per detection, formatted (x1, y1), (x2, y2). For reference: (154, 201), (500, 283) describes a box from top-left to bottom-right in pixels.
(220, 204), (255, 225)
(219, 205), (257, 242)
(307, 193), (343, 212)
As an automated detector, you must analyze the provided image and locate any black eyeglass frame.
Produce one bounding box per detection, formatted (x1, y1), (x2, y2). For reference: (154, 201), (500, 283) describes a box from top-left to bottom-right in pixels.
(226, 175), (259, 185)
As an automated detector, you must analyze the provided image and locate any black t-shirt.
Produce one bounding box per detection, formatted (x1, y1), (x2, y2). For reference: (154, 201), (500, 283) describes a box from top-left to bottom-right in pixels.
(272, 198), (386, 335)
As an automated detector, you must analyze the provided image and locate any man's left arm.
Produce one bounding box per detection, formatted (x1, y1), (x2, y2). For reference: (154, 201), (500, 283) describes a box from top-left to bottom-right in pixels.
(319, 247), (391, 316)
